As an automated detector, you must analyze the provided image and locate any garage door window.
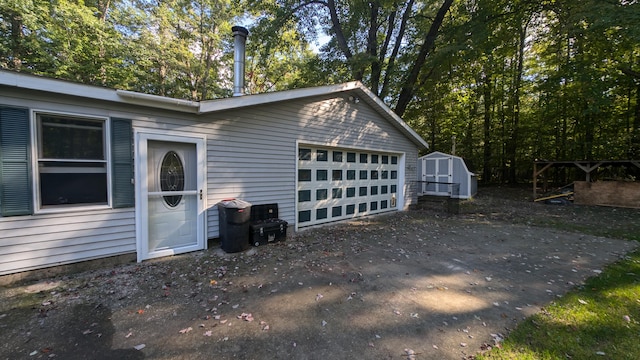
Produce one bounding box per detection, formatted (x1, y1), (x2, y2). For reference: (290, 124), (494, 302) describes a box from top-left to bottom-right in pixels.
(297, 145), (400, 227)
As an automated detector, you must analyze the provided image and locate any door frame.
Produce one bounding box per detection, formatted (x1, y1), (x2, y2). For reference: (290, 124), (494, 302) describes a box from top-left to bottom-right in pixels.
(135, 129), (207, 262)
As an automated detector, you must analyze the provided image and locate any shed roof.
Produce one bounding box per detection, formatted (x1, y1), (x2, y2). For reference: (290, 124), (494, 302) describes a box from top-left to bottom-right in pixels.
(0, 70), (428, 149)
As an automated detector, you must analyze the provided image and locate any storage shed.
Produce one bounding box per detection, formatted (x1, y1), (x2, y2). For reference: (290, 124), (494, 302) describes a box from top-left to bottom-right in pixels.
(0, 69), (428, 278)
(417, 151), (477, 199)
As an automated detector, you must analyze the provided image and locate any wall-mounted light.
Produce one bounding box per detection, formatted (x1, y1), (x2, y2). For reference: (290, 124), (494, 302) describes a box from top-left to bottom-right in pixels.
(348, 95), (360, 104)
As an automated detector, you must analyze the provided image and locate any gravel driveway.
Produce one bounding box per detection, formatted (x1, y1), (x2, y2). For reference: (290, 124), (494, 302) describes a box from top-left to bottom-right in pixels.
(1, 188), (638, 360)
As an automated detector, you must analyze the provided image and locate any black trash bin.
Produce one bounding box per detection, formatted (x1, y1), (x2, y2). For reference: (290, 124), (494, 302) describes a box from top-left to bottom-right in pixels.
(217, 199), (252, 253)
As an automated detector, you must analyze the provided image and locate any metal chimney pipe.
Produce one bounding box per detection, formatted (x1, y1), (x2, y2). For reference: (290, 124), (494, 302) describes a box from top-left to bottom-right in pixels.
(232, 26), (249, 97)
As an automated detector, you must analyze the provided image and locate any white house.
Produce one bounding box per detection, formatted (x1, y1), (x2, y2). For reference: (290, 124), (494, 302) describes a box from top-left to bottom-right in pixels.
(0, 65), (428, 277)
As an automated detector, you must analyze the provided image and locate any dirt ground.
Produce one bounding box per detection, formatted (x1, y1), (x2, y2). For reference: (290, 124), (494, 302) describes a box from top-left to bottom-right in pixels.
(1, 186), (638, 360)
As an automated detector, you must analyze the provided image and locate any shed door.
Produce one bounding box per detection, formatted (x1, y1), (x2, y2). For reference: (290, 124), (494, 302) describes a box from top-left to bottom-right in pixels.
(137, 133), (206, 261)
(423, 156), (452, 196)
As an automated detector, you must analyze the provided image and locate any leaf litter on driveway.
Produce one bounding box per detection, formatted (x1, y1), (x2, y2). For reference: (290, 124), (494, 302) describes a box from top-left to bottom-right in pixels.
(1, 188), (638, 360)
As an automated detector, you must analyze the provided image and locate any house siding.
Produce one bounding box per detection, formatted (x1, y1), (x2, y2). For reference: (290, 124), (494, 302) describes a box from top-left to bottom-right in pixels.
(0, 83), (422, 276)
(0, 89), (138, 276)
(200, 95), (418, 236)
(0, 208), (135, 275)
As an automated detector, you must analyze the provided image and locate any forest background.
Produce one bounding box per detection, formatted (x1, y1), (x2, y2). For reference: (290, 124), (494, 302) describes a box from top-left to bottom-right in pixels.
(1, 0), (638, 184)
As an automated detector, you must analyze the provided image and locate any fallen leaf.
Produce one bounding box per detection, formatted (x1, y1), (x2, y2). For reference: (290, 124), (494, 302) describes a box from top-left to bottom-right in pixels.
(133, 344), (145, 351)
(179, 327), (193, 334)
(204, 331), (212, 336)
(623, 315), (631, 322)
(210, 280), (217, 285)
(125, 332), (133, 338)
(578, 299), (588, 305)
(137, 309), (144, 314)
(82, 329), (93, 335)
(316, 293), (324, 301)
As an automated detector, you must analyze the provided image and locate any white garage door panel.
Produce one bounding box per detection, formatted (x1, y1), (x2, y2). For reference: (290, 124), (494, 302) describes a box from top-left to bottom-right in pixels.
(297, 146), (400, 227)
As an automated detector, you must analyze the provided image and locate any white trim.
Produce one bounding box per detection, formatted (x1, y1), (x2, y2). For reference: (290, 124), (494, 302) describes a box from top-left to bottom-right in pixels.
(1, 70), (428, 150)
(29, 109), (112, 215)
(135, 130), (207, 262)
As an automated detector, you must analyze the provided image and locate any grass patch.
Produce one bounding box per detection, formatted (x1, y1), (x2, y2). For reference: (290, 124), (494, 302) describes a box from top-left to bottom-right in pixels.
(478, 248), (640, 360)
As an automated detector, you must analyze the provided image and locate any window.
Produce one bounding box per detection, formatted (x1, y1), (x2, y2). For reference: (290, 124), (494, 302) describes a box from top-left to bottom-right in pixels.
(298, 169), (312, 181)
(299, 210), (311, 222)
(347, 170), (356, 180)
(332, 206), (342, 217)
(333, 151), (343, 162)
(371, 154), (379, 163)
(317, 208), (328, 219)
(317, 150), (328, 161)
(36, 114), (108, 208)
(299, 148), (311, 161)
(347, 152), (356, 162)
(371, 170), (379, 180)
(346, 187), (356, 197)
(346, 204), (355, 215)
(299, 190), (311, 202)
(359, 153), (368, 163)
(316, 189), (328, 200)
(359, 170), (367, 180)
(359, 186), (367, 196)
(332, 188), (342, 199)
(332, 169), (342, 181)
(316, 170), (328, 181)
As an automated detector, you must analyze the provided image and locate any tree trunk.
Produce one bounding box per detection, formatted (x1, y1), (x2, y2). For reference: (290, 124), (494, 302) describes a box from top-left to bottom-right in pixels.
(482, 71), (493, 183)
(508, 20), (528, 183)
(9, 11), (23, 70)
(394, 0), (454, 117)
(379, 0), (414, 99)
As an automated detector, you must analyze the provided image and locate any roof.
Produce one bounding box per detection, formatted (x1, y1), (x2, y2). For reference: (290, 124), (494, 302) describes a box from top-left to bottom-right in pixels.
(0, 70), (428, 149)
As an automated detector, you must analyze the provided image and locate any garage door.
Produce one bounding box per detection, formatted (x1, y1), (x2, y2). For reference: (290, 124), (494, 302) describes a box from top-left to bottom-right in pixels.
(297, 145), (400, 227)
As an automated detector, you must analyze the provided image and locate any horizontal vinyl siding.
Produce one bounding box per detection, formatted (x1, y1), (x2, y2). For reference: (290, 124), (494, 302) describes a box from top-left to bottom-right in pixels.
(0, 208), (135, 275)
(203, 96), (418, 236)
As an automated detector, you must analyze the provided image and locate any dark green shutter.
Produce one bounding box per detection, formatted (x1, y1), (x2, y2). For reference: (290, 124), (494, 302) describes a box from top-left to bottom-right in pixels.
(0, 107), (32, 216)
(111, 118), (134, 208)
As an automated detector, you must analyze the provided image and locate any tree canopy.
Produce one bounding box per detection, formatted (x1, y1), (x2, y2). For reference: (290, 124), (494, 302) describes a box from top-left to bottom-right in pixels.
(1, 0), (638, 183)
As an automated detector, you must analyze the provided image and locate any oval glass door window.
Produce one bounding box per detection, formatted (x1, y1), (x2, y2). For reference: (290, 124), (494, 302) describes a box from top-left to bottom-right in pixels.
(160, 151), (185, 207)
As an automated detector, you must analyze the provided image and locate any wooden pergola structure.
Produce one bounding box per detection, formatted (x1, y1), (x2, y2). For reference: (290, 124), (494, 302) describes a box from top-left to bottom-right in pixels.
(533, 160), (640, 199)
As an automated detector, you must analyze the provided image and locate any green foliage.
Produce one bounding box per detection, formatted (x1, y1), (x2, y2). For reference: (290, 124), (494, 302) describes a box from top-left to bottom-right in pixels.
(0, 0), (638, 182)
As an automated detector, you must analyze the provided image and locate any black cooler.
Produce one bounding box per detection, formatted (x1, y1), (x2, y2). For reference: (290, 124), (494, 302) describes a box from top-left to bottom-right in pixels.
(250, 203), (288, 246)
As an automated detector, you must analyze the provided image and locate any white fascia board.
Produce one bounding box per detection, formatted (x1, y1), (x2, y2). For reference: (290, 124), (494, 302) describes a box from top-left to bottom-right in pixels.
(0, 70), (199, 113)
(198, 82), (363, 113)
(115, 90), (200, 113)
(0, 70), (121, 102)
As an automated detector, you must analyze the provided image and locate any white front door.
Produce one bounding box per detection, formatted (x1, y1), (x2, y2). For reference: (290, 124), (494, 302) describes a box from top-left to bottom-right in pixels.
(136, 132), (206, 261)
